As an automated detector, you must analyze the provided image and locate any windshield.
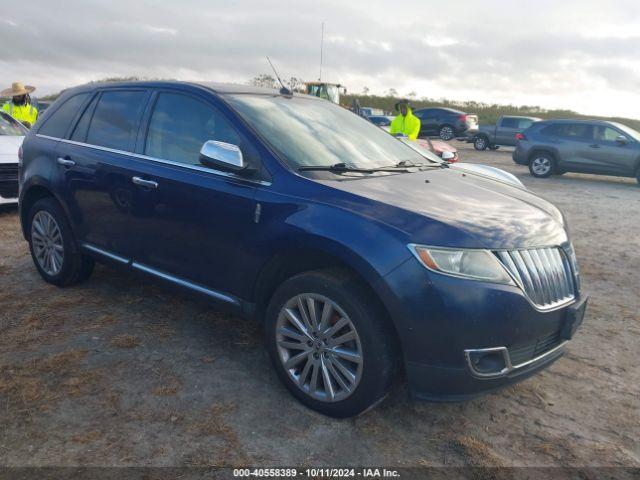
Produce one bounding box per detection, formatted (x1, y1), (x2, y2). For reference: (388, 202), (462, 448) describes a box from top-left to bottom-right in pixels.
(306, 84), (339, 103)
(0, 112), (27, 136)
(612, 122), (640, 141)
(225, 94), (429, 170)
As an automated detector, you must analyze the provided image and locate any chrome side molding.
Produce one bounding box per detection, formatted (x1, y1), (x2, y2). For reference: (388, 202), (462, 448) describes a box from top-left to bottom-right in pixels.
(81, 243), (239, 306)
(131, 261), (239, 306)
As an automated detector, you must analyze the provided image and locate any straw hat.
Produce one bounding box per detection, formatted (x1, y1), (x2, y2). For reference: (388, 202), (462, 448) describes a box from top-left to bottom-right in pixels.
(1, 82), (36, 97)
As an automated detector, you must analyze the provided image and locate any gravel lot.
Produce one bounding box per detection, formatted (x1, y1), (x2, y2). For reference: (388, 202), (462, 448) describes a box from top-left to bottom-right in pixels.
(0, 143), (638, 470)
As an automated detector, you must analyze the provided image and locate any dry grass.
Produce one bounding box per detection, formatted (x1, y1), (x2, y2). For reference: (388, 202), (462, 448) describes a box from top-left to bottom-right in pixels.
(452, 435), (504, 468)
(188, 402), (249, 466)
(110, 334), (141, 349)
(0, 349), (100, 413)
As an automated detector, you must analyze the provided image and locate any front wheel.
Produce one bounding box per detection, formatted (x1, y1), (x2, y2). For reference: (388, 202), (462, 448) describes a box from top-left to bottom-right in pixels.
(439, 125), (455, 141)
(529, 153), (555, 178)
(265, 269), (397, 417)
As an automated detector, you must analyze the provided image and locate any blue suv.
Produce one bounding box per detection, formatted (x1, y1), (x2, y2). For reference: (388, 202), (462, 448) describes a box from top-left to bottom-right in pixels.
(19, 81), (587, 417)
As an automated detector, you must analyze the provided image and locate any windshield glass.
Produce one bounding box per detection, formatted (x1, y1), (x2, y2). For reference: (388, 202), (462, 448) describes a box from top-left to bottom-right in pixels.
(225, 94), (429, 170)
(0, 112), (27, 136)
(612, 122), (640, 141)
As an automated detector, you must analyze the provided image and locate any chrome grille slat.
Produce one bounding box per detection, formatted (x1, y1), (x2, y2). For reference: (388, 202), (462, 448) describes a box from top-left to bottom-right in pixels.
(496, 247), (576, 310)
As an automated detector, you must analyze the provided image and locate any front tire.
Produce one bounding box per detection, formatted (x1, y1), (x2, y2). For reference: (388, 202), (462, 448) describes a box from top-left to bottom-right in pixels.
(265, 269), (397, 418)
(473, 135), (489, 151)
(27, 197), (94, 286)
(529, 153), (555, 178)
(439, 124), (455, 141)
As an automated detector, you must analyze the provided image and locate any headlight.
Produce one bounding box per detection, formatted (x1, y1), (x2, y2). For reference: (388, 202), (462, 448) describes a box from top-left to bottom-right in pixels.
(408, 244), (514, 285)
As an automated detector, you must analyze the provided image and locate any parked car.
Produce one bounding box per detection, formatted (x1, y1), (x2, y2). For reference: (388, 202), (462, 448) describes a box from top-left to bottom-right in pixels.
(370, 116), (459, 162)
(513, 119), (640, 181)
(469, 115), (541, 150)
(359, 107), (384, 118)
(412, 107), (478, 140)
(20, 81), (586, 417)
(0, 111), (27, 203)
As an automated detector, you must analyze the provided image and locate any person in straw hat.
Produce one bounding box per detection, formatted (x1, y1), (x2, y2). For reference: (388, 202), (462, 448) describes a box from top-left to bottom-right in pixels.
(1, 82), (39, 128)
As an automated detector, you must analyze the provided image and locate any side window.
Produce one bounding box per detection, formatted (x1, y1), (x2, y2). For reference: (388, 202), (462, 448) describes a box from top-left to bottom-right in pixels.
(563, 124), (592, 140)
(540, 124), (562, 137)
(145, 92), (257, 167)
(70, 95), (98, 141)
(518, 119), (535, 130)
(38, 93), (90, 138)
(501, 118), (518, 128)
(595, 126), (626, 143)
(86, 91), (148, 151)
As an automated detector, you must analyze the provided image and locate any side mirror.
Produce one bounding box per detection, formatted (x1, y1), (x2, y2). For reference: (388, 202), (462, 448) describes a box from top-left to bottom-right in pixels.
(615, 135), (627, 145)
(199, 140), (246, 173)
(441, 151), (456, 161)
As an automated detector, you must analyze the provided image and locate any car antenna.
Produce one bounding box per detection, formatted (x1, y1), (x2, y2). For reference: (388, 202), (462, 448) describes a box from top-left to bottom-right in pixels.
(266, 56), (292, 96)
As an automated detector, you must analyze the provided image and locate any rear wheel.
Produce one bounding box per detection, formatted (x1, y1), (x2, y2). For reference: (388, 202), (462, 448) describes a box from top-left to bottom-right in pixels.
(439, 125), (455, 141)
(529, 153), (555, 178)
(28, 197), (94, 286)
(473, 135), (489, 151)
(265, 269), (397, 417)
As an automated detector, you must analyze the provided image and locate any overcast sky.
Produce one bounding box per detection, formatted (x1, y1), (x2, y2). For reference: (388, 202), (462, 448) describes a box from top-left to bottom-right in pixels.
(1, 0), (638, 118)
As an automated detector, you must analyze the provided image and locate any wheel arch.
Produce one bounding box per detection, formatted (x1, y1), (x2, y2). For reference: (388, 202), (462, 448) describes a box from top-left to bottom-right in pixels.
(252, 244), (404, 358)
(19, 181), (59, 240)
(527, 148), (558, 165)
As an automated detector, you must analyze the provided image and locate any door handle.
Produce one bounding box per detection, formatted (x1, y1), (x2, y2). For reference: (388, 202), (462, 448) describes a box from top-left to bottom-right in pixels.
(57, 157), (76, 167)
(131, 176), (158, 189)
(589, 144), (600, 148)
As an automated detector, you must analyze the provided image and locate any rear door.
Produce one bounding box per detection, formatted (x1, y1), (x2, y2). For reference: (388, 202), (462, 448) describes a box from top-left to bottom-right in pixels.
(54, 89), (151, 260)
(127, 89), (265, 300)
(554, 123), (595, 172)
(416, 108), (439, 136)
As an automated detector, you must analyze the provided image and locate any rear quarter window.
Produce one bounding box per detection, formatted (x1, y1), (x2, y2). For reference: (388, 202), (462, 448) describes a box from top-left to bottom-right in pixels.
(38, 93), (90, 138)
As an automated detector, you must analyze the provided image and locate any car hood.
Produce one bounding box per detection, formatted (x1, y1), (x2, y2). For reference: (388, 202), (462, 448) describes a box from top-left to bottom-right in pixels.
(0, 136), (23, 159)
(318, 168), (568, 249)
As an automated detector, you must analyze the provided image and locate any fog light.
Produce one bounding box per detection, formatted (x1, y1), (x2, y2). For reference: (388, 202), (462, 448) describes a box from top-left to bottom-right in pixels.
(465, 347), (511, 378)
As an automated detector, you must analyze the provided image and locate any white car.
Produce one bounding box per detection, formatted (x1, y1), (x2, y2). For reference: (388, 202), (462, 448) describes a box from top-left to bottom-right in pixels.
(0, 111), (26, 204)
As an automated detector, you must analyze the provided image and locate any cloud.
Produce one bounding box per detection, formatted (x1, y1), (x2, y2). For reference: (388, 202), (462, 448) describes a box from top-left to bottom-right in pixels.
(0, 0), (638, 117)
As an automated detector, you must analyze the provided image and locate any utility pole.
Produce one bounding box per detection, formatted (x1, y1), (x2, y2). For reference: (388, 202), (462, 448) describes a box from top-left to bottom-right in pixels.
(319, 21), (324, 81)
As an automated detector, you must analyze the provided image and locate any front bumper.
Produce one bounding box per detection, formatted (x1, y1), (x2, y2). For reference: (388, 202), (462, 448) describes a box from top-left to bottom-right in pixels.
(378, 256), (586, 400)
(0, 162), (19, 201)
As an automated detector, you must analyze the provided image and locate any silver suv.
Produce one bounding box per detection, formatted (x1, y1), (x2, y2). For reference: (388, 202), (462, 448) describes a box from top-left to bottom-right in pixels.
(513, 120), (640, 183)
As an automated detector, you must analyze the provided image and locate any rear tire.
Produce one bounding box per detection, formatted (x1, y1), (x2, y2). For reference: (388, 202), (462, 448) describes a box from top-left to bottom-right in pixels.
(528, 152), (555, 178)
(439, 125), (455, 141)
(27, 197), (94, 286)
(473, 135), (489, 151)
(265, 268), (398, 418)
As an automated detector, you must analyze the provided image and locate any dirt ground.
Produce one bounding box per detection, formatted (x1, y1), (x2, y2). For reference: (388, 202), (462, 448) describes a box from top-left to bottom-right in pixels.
(0, 143), (638, 470)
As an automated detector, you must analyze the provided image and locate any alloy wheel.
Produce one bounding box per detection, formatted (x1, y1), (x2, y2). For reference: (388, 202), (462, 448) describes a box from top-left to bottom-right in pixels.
(31, 211), (64, 276)
(531, 157), (552, 176)
(440, 126), (454, 140)
(474, 137), (487, 150)
(275, 294), (363, 402)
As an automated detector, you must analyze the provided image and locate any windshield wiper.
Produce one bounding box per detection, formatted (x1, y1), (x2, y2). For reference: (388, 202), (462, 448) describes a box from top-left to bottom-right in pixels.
(394, 160), (448, 169)
(298, 162), (412, 173)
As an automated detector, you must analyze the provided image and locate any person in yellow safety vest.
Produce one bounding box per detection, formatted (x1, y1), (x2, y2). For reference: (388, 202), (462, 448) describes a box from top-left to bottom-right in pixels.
(1, 82), (38, 129)
(389, 99), (421, 140)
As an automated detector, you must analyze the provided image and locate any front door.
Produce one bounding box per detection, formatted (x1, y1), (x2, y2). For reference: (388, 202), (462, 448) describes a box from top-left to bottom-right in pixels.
(128, 90), (265, 300)
(581, 125), (637, 176)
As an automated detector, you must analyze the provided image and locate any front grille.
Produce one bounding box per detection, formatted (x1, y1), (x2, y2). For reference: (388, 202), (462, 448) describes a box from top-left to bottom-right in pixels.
(496, 247), (575, 310)
(509, 330), (563, 366)
(0, 164), (19, 198)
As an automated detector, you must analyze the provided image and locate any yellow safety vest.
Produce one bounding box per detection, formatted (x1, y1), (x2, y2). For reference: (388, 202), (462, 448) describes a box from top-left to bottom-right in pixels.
(2, 102), (38, 126)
